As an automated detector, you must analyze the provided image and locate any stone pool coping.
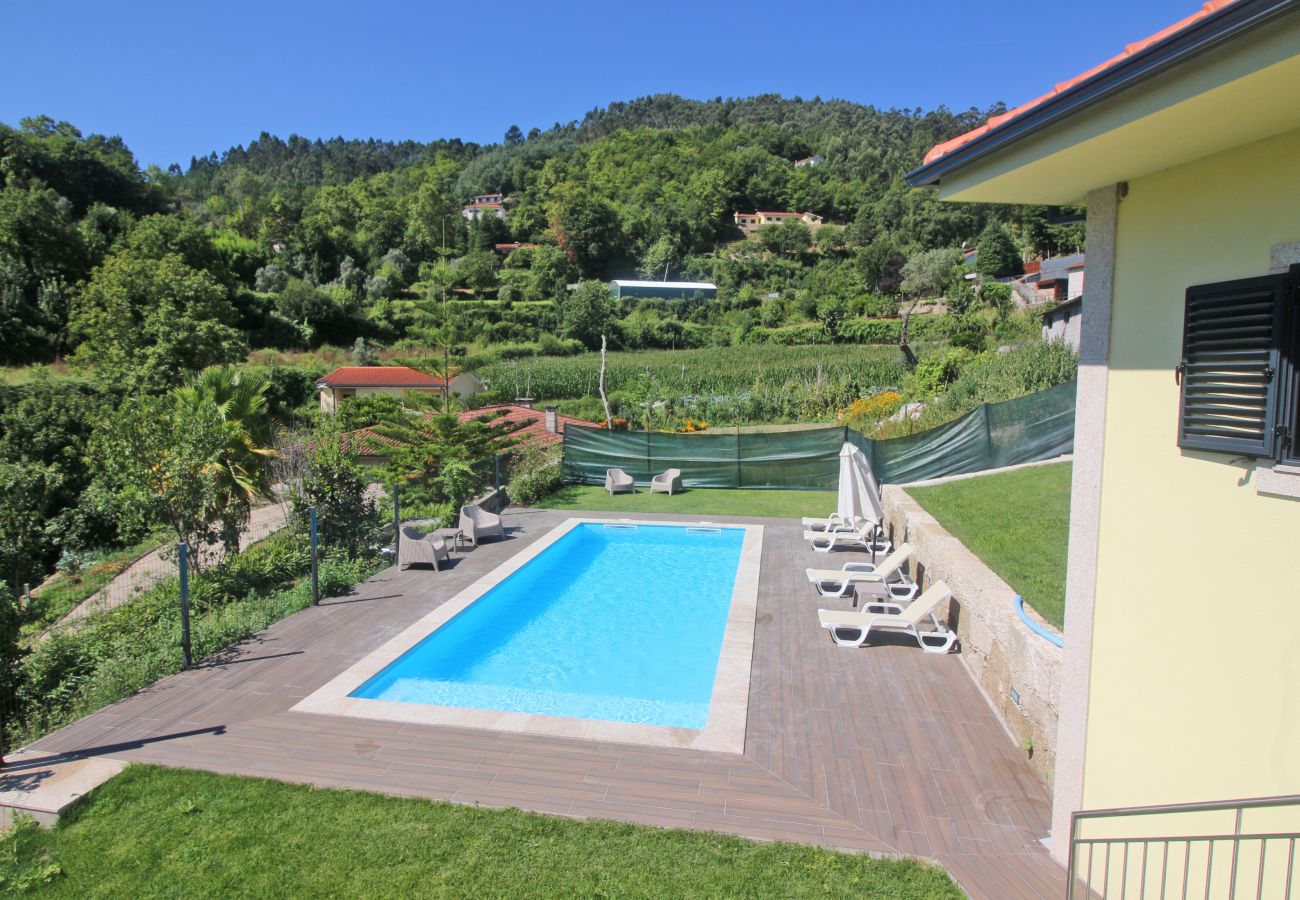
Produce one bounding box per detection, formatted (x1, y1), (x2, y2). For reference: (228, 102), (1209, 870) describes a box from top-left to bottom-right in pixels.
(293, 517), (763, 753)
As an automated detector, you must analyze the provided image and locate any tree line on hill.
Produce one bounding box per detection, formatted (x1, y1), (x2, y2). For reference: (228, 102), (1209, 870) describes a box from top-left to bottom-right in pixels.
(0, 95), (1085, 592)
(1, 96), (1082, 374)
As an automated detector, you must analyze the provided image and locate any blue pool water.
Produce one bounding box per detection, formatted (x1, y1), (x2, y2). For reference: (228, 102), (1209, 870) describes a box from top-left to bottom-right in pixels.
(352, 523), (746, 729)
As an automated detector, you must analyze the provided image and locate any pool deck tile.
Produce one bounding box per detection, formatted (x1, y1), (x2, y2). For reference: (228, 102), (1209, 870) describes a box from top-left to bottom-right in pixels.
(11, 506), (1065, 898)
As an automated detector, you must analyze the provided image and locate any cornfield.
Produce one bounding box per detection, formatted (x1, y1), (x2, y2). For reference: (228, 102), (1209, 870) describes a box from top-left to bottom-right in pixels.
(478, 344), (906, 403)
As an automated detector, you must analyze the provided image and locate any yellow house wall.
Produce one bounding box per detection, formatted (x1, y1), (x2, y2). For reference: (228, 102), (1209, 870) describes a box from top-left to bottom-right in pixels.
(1084, 126), (1300, 810)
(318, 384), (446, 414)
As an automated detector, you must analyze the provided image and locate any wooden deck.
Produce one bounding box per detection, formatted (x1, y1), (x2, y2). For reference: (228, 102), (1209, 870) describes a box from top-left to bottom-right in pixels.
(18, 508), (1066, 898)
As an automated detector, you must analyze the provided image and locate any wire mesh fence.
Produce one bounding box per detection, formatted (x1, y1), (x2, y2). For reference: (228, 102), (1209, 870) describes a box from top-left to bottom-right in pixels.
(1, 432), (511, 761)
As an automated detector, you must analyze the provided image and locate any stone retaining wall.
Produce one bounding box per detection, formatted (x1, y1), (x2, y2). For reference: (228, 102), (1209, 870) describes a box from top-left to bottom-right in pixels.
(881, 485), (1063, 788)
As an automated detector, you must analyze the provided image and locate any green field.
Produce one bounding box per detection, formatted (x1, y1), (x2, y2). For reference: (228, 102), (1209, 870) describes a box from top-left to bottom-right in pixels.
(478, 343), (908, 402)
(537, 485), (835, 519)
(906, 462), (1071, 629)
(0, 765), (961, 898)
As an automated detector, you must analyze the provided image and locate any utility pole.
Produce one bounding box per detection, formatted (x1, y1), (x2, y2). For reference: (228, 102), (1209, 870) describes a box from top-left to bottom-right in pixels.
(442, 216), (450, 413)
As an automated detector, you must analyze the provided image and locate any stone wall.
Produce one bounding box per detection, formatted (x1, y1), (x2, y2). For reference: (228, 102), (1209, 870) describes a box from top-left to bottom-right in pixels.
(880, 484), (1064, 788)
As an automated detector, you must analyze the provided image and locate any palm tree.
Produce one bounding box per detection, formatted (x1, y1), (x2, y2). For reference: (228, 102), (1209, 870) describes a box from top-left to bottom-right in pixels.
(172, 366), (277, 558)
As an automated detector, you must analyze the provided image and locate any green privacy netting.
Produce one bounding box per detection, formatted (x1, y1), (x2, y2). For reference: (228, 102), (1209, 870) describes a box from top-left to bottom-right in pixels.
(562, 380), (1077, 488)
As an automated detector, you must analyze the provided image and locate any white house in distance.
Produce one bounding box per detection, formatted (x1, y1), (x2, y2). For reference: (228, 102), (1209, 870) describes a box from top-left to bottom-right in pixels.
(470, 192), (504, 205)
(461, 202), (505, 222)
(732, 210), (825, 230)
(794, 155), (824, 168)
(1041, 296), (1082, 349)
(316, 365), (485, 414)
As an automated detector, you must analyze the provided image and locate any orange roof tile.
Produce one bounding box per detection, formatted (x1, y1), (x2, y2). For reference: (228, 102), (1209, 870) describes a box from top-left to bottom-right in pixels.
(923, 1), (1242, 165)
(318, 366), (449, 388)
(336, 404), (599, 458)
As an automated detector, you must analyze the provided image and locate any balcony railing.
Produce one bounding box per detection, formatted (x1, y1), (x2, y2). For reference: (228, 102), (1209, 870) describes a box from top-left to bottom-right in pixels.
(1067, 794), (1300, 899)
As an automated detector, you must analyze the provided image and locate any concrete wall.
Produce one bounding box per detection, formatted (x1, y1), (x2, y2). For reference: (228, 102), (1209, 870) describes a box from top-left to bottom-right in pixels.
(1041, 306), (1081, 350)
(881, 483), (1063, 788)
(1082, 125), (1300, 812)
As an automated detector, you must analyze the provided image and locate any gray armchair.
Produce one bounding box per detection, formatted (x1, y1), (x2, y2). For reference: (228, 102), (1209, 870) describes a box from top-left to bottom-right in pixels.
(605, 467), (635, 495)
(650, 468), (683, 495)
(400, 526), (449, 570)
(459, 504), (504, 547)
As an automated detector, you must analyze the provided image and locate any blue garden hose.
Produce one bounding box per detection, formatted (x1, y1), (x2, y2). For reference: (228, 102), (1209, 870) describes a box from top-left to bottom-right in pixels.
(1015, 594), (1064, 648)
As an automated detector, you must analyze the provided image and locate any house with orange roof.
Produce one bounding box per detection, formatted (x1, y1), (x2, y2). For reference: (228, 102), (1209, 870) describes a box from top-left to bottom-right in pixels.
(909, 0), (1300, 885)
(338, 403), (596, 466)
(316, 365), (485, 415)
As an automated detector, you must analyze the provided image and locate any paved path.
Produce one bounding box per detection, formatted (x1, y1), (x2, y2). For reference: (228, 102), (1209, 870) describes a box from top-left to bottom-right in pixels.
(45, 503), (290, 636)
(12, 507), (1066, 898)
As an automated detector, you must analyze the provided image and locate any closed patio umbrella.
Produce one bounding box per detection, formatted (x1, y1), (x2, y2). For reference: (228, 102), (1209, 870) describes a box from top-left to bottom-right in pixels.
(837, 442), (887, 559)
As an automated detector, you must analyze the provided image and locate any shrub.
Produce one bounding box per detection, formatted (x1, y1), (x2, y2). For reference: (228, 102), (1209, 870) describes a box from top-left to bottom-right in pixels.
(906, 348), (977, 399)
(981, 281), (1013, 312)
(929, 339), (1078, 415)
(839, 391), (903, 428)
(507, 443), (564, 506)
(290, 430), (380, 558)
(254, 264), (288, 293)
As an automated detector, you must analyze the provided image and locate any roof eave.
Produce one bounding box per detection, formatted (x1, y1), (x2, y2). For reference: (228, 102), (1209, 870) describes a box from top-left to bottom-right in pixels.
(906, 0), (1299, 189)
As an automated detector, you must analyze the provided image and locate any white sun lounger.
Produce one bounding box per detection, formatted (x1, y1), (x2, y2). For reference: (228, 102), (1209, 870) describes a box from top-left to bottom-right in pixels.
(801, 513), (859, 531)
(805, 543), (917, 599)
(803, 519), (891, 554)
(817, 580), (956, 653)
(605, 467), (635, 495)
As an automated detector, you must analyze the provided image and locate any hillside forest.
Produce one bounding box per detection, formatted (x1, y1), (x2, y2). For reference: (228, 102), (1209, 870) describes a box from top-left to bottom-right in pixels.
(0, 94), (1083, 594)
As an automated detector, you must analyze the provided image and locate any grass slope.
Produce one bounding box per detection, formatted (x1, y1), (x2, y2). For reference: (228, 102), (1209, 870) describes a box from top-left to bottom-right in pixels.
(906, 462), (1071, 630)
(0, 766), (961, 898)
(537, 486), (835, 519)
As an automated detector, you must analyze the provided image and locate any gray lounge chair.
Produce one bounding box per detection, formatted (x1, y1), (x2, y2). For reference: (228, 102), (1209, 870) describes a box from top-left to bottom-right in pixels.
(650, 468), (683, 495)
(605, 468), (635, 495)
(459, 504), (504, 547)
(400, 526), (449, 570)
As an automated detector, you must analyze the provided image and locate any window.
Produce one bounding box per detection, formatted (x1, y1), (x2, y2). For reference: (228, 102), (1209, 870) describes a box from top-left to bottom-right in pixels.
(1177, 265), (1298, 459)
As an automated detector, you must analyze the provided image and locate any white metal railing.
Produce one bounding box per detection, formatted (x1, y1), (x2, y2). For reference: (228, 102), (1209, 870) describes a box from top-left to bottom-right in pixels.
(1067, 794), (1300, 899)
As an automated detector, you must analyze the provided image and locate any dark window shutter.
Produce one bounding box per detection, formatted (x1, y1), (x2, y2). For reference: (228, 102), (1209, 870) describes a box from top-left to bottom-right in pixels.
(1178, 272), (1291, 455)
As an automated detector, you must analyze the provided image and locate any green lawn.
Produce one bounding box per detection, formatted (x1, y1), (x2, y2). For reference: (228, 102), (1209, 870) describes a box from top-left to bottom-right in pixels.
(537, 485), (836, 519)
(0, 766), (961, 898)
(906, 462), (1071, 630)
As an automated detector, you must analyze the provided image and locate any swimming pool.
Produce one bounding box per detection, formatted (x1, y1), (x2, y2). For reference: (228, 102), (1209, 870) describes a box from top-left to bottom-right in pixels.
(295, 518), (763, 752)
(352, 523), (743, 729)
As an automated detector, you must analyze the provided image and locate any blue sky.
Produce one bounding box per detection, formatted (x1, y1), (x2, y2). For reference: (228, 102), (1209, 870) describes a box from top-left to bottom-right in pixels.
(4, 0), (1204, 168)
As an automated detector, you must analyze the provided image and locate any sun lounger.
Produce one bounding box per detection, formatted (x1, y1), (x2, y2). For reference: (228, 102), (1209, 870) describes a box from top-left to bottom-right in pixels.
(605, 467), (635, 495)
(805, 543), (917, 599)
(459, 504), (504, 547)
(801, 513), (858, 531)
(803, 519), (891, 555)
(399, 526), (449, 570)
(817, 580), (956, 653)
(650, 468), (683, 495)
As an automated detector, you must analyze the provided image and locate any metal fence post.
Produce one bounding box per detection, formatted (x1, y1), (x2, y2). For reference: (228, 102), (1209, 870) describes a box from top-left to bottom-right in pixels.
(392, 483), (400, 569)
(494, 454), (501, 494)
(178, 542), (192, 669)
(309, 505), (319, 606)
